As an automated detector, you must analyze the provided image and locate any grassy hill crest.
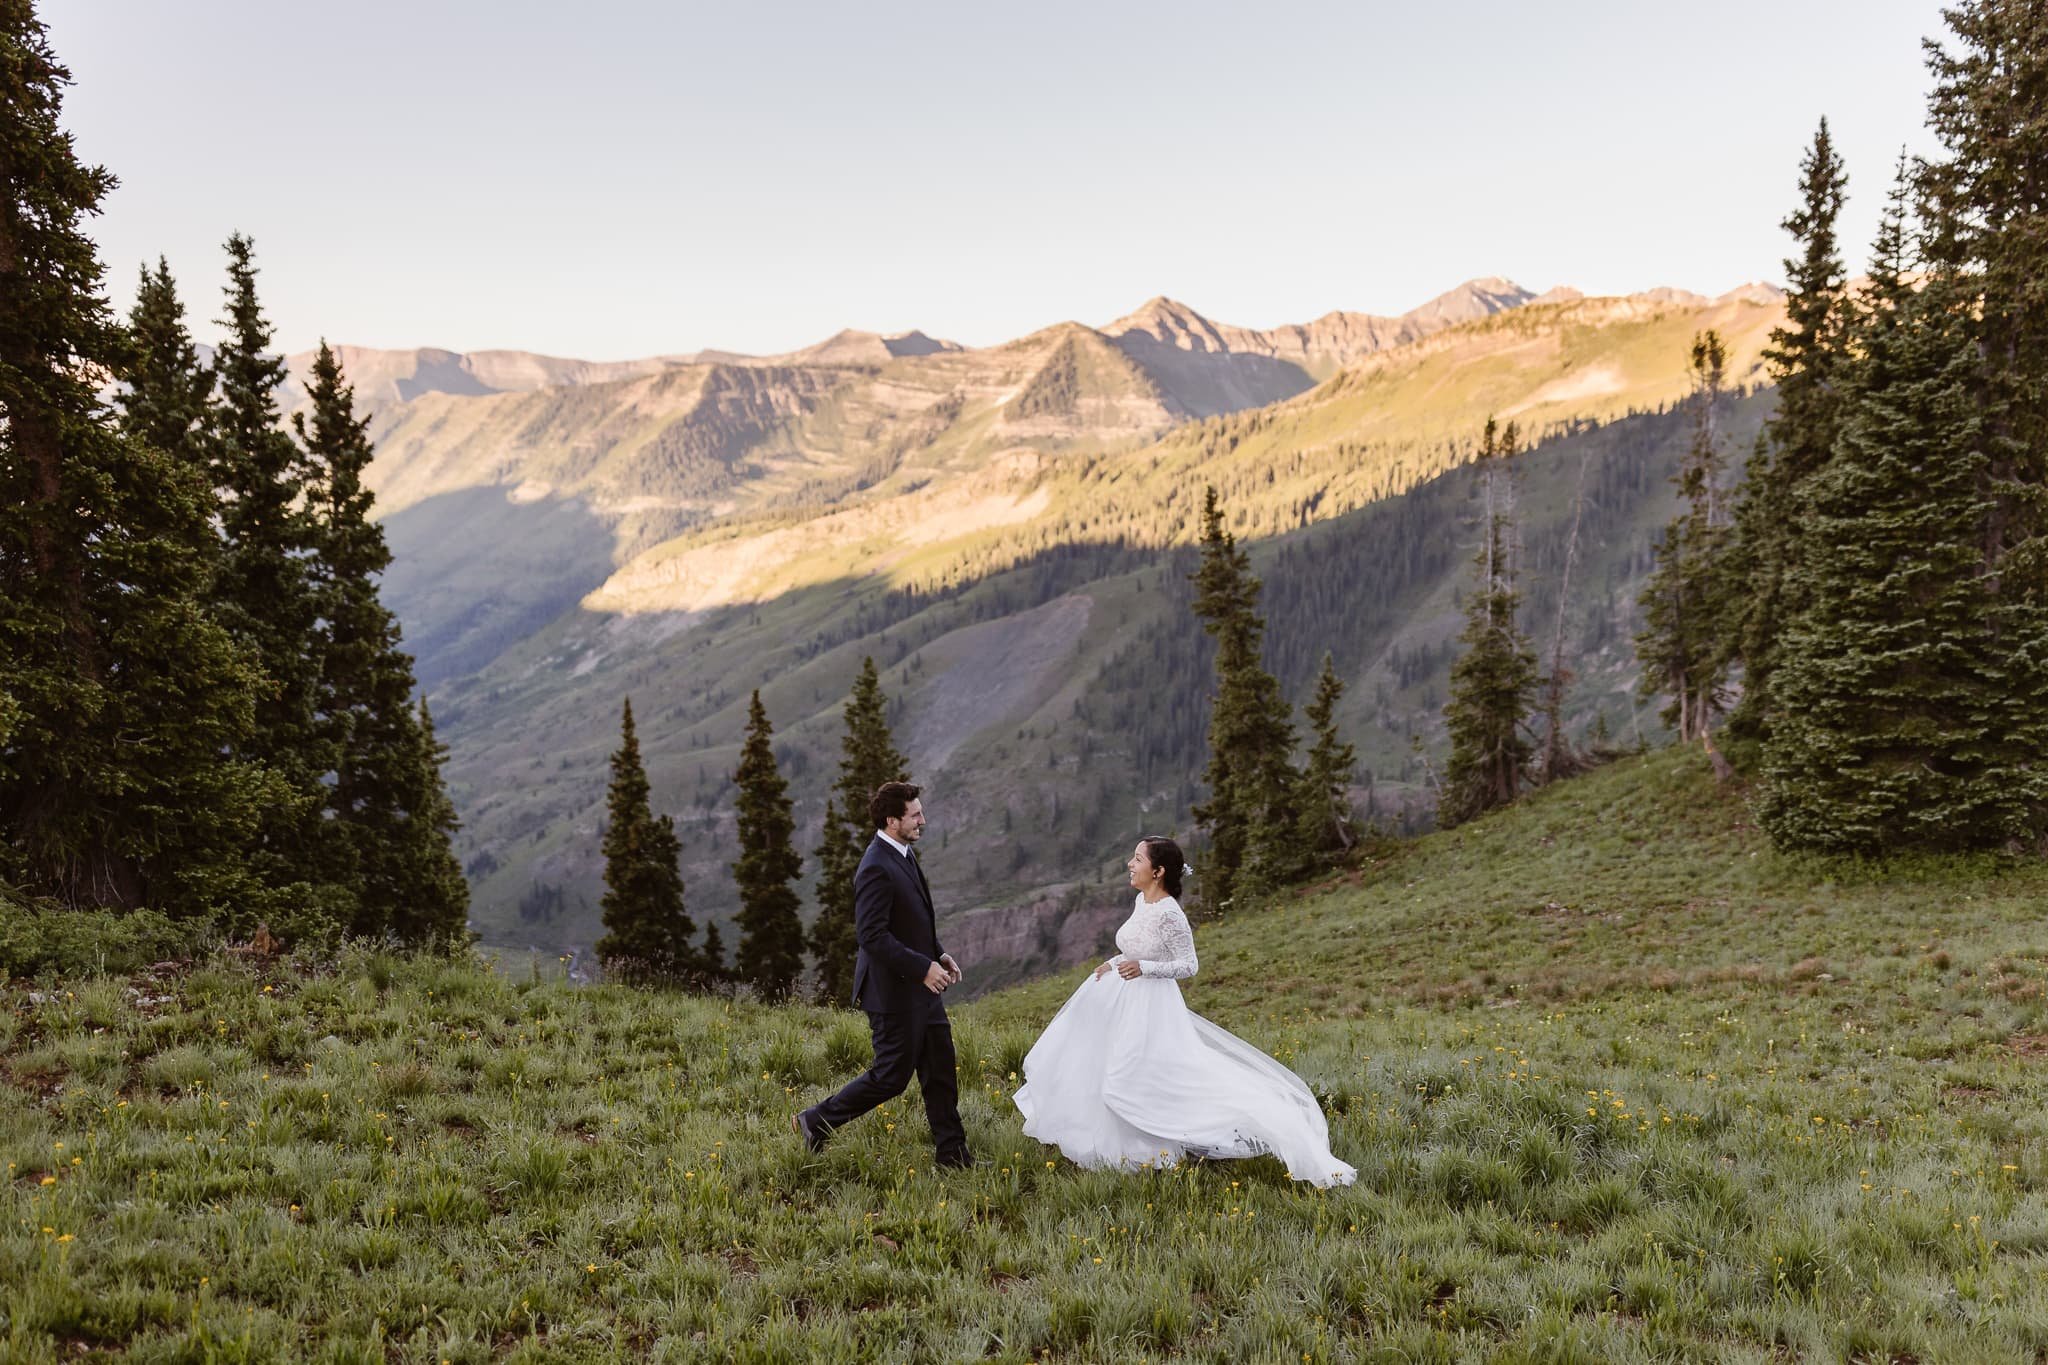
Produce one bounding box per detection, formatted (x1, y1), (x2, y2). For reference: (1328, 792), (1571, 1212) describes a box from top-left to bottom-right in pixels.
(7, 749), (2048, 1359)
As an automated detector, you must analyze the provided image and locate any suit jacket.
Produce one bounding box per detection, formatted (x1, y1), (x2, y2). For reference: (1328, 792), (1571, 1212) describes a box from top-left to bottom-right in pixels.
(850, 835), (945, 1015)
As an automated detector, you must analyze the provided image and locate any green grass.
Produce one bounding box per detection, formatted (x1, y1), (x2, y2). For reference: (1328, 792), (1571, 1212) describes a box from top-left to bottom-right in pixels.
(8, 748), (2048, 1360)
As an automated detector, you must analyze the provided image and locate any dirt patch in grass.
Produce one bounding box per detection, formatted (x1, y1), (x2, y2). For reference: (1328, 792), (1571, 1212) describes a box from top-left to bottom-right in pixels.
(1943, 1084), (2001, 1103)
(2007, 1032), (2048, 1060)
(0, 1057), (65, 1099)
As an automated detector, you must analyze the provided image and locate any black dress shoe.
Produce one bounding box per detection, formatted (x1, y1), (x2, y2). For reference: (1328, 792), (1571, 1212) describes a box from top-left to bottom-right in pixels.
(791, 1109), (827, 1153)
(935, 1150), (976, 1170)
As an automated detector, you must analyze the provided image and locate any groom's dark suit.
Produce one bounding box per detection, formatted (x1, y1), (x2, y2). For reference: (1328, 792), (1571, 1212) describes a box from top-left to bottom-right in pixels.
(804, 833), (970, 1165)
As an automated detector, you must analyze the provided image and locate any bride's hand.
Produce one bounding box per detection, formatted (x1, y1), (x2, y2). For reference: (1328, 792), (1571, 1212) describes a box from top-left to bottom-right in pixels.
(1116, 960), (1143, 980)
(1092, 962), (1113, 980)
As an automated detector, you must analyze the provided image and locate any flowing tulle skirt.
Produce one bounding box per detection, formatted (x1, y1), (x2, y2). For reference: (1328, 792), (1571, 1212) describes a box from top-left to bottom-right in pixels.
(1012, 971), (1356, 1188)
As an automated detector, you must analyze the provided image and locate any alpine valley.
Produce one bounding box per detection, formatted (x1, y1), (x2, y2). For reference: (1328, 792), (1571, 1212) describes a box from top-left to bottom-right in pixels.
(329, 278), (1787, 989)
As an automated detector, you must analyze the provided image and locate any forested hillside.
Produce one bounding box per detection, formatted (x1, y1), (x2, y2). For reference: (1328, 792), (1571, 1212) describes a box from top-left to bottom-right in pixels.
(411, 306), (1777, 979)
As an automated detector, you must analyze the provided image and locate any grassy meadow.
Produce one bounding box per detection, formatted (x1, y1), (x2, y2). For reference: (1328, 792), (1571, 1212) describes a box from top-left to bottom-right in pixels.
(7, 747), (2048, 1361)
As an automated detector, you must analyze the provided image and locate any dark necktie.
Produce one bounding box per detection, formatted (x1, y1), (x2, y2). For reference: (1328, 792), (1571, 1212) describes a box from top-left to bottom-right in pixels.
(908, 847), (933, 911)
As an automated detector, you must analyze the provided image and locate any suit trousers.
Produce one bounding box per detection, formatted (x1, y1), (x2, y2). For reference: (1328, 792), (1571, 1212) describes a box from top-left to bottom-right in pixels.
(811, 1006), (969, 1161)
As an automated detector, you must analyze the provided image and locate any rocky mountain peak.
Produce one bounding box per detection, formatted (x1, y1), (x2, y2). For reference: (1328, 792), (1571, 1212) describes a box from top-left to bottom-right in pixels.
(1400, 277), (1536, 327)
(1099, 296), (1234, 352)
(1714, 282), (1787, 306)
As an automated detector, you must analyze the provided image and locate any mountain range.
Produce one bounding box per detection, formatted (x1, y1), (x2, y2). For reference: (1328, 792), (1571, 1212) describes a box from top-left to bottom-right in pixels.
(339, 277), (1785, 984)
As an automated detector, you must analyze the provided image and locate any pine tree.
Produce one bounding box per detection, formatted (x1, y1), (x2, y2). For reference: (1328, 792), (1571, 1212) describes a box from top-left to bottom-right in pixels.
(809, 796), (858, 1003)
(1728, 119), (1851, 742)
(809, 657), (908, 1003)
(389, 700), (469, 947)
(731, 691), (805, 1001)
(210, 233), (343, 929)
(1292, 653), (1358, 861)
(1636, 331), (1736, 769)
(1441, 419), (1538, 827)
(293, 341), (464, 944)
(1759, 171), (2039, 850)
(0, 11), (281, 920)
(1916, 0), (2048, 842)
(1190, 486), (1298, 910)
(120, 258), (217, 482)
(699, 919), (728, 985)
(595, 698), (697, 984)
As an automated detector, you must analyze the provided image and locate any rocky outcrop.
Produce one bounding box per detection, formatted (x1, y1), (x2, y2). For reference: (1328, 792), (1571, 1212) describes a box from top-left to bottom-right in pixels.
(278, 345), (688, 417)
(780, 328), (965, 368)
(1100, 276), (1537, 378)
(941, 884), (1131, 995)
(1715, 282), (1788, 306)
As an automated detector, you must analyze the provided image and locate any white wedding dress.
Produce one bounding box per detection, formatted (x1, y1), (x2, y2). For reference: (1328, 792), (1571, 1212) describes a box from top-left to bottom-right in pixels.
(1012, 894), (1356, 1188)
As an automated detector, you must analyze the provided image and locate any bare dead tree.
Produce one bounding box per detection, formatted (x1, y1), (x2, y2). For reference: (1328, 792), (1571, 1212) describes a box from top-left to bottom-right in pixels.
(1539, 449), (1593, 781)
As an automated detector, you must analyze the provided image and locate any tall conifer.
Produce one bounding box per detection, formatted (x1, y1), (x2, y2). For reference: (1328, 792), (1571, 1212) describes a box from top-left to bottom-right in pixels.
(210, 234), (341, 928)
(732, 691), (805, 1001)
(809, 796), (857, 1003)
(1728, 120), (1850, 742)
(1441, 420), (1538, 827)
(294, 341), (464, 943)
(596, 698), (697, 984)
(1293, 653), (1358, 860)
(809, 657), (908, 1003)
(1191, 486), (1298, 910)
(1760, 172), (2037, 850)
(1916, 0), (2048, 841)
(120, 258), (218, 486)
(0, 11), (279, 918)
(391, 699), (469, 946)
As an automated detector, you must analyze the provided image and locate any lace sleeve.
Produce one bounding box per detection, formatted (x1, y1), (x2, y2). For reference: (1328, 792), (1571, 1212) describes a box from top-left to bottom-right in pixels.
(1138, 906), (1197, 981)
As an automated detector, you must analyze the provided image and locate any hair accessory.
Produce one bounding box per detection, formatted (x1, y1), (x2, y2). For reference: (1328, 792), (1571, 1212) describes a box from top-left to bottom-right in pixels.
(1182, 863), (1195, 878)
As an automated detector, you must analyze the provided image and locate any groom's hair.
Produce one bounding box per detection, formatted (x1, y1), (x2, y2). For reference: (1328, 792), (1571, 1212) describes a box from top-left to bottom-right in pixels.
(870, 781), (922, 830)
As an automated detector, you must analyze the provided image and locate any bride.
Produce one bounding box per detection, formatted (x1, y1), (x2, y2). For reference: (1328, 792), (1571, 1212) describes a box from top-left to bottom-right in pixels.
(1012, 836), (1356, 1188)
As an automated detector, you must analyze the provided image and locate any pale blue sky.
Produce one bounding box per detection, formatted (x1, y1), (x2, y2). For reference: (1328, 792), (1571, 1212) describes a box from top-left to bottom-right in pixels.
(50, 1), (1949, 360)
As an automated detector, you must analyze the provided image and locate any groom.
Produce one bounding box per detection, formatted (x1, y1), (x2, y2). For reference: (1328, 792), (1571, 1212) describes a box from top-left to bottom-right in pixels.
(792, 781), (973, 1168)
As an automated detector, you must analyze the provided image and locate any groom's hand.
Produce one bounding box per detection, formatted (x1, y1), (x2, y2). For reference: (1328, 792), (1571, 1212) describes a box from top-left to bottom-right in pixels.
(923, 961), (951, 993)
(939, 953), (962, 985)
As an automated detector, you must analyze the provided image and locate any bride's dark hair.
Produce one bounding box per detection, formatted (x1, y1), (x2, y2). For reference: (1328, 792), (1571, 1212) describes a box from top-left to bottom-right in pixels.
(1138, 835), (1185, 899)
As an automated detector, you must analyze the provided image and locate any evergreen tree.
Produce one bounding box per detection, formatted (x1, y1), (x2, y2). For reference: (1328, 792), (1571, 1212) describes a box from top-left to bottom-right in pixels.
(1727, 120), (1851, 743)
(1190, 486), (1298, 910)
(389, 700), (469, 946)
(0, 11), (281, 920)
(294, 341), (464, 944)
(699, 919), (728, 985)
(1759, 172), (2041, 850)
(809, 657), (908, 1003)
(731, 691), (805, 1001)
(119, 258), (218, 484)
(1636, 331), (1736, 767)
(1292, 652), (1358, 861)
(595, 698), (697, 984)
(1441, 419), (1538, 827)
(210, 233), (343, 928)
(1919, 0), (2048, 553)
(1916, 0), (2048, 840)
(809, 795), (858, 1002)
